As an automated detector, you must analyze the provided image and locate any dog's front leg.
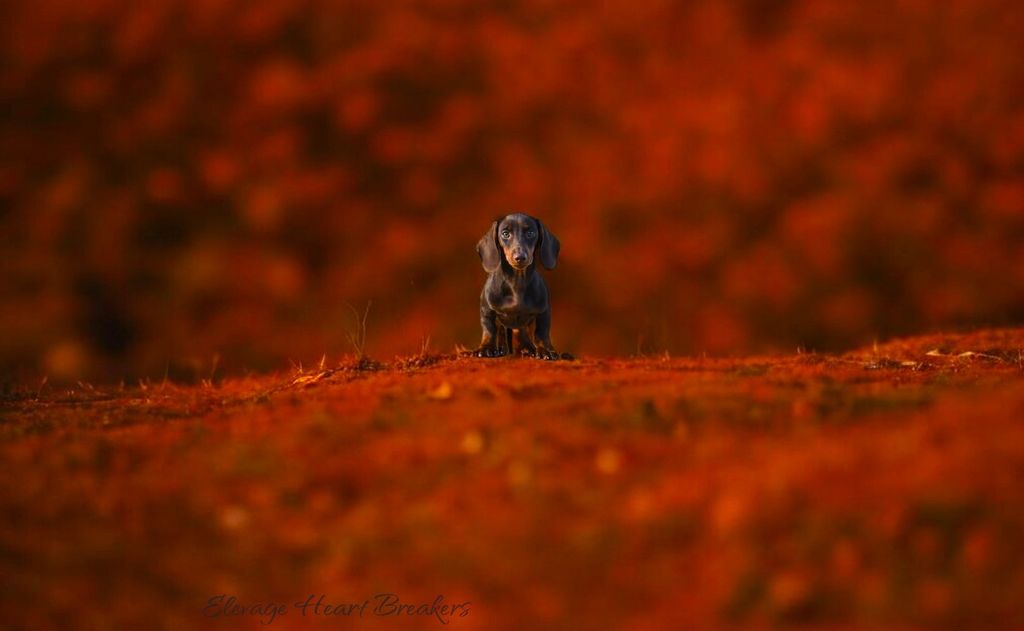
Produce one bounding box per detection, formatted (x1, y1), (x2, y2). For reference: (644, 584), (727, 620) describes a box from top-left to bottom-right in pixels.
(492, 323), (511, 357)
(499, 325), (514, 357)
(532, 309), (558, 360)
(517, 324), (538, 357)
(475, 303), (503, 358)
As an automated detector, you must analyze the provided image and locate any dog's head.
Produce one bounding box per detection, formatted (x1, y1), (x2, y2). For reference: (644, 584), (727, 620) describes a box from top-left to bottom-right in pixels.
(477, 213), (560, 273)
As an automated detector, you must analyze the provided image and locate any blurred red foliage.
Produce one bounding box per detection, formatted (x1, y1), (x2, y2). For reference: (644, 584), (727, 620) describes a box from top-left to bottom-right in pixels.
(2, 0), (1023, 381)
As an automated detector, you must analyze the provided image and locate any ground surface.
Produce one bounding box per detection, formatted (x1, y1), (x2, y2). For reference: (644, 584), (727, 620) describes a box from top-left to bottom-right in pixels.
(3, 328), (1024, 630)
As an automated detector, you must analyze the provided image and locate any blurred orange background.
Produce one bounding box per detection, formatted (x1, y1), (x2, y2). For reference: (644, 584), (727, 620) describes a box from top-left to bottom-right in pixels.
(2, 0), (1023, 383)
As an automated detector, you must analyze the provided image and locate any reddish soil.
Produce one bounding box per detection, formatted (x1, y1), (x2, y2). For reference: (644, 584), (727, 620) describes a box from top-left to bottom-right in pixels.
(3, 328), (1024, 630)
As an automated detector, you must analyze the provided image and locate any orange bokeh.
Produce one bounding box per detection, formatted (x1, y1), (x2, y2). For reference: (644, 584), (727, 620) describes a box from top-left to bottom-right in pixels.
(1, 0), (1023, 382)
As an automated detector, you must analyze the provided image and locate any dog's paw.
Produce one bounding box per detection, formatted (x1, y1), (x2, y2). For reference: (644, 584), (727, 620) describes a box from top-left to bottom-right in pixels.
(534, 348), (559, 361)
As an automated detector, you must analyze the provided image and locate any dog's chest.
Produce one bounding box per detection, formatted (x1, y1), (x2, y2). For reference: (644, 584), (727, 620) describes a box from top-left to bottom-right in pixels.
(494, 277), (541, 314)
(496, 282), (525, 312)
(487, 272), (544, 320)
(494, 289), (540, 329)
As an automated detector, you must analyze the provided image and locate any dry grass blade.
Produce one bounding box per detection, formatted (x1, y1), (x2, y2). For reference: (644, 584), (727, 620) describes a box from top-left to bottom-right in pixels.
(345, 301), (372, 359)
(925, 349), (1007, 362)
(290, 372), (329, 387)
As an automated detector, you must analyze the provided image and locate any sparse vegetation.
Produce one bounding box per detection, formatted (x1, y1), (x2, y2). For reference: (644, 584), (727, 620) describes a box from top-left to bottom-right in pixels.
(3, 328), (1024, 628)
(344, 301), (372, 360)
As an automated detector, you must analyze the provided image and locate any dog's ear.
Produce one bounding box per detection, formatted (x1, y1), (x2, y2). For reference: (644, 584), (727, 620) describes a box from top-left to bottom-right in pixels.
(536, 218), (560, 270)
(476, 220), (502, 273)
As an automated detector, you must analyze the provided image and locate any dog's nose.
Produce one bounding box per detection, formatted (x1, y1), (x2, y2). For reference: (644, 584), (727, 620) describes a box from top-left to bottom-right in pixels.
(512, 251), (527, 264)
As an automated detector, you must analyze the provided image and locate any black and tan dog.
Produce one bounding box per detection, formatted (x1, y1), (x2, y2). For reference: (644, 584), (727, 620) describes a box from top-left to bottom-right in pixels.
(474, 213), (564, 360)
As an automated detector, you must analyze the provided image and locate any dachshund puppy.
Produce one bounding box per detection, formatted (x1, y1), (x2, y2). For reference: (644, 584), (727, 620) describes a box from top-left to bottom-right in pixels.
(475, 213), (562, 360)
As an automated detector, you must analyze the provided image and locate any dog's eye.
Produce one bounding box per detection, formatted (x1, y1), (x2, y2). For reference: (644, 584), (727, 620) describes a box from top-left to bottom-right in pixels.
(526, 230), (536, 238)
(501, 230), (511, 239)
